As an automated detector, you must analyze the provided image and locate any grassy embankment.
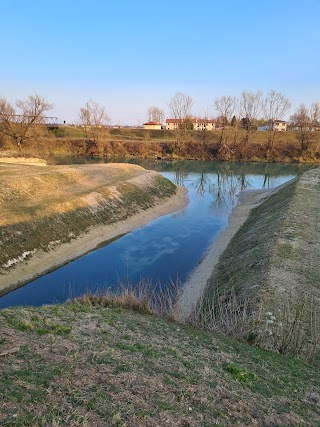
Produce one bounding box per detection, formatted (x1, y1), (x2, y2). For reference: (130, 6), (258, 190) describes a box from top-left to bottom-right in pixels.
(195, 168), (320, 360)
(1, 167), (320, 425)
(0, 163), (176, 294)
(1, 299), (320, 426)
(2, 126), (320, 163)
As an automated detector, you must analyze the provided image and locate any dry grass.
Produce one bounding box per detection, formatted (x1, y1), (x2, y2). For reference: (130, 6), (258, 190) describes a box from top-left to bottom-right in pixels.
(0, 163), (176, 281)
(189, 288), (320, 362)
(1, 300), (320, 426)
(75, 278), (181, 319)
(0, 163), (155, 226)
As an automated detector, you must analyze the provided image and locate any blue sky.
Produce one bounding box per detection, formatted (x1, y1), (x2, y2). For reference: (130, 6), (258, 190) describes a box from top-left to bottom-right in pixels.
(1, 0), (319, 125)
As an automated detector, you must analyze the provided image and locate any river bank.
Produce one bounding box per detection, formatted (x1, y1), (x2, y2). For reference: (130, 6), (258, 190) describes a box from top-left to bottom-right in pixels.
(2, 125), (320, 163)
(180, 168), (320, 359)
(0, 162), (188, 296)
(177, 186), (276, 320)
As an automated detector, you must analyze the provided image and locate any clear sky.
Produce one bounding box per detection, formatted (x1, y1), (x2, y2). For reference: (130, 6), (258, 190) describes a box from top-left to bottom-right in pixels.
(1, 0), (319, 125)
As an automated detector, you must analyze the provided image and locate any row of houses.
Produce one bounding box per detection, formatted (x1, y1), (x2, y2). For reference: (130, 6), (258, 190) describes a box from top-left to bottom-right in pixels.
(143, 118), (220, 131)
(143, 118), (289, 131)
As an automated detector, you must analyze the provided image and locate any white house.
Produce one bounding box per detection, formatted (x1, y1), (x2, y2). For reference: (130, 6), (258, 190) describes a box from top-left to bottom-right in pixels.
(258, 120), (288, 132)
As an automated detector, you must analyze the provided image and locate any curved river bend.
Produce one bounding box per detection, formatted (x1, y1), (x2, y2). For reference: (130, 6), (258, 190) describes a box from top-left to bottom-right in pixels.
(0, 160), (311, 308)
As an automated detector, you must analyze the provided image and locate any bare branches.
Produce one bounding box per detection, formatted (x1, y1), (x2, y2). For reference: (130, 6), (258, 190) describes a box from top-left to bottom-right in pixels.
(79, 100), (110, 129)
(0, 94), (52, 150)
(310, 102), (320, 125)
(16, 94), (53, 125)
(290, 103), (320, 151)
(79, 99), (110, 144)
(169, 92), (193, 121)
(290, 104), (310, 130)
(262, 90), (291, 150)
(147, 106), (164, 123)
(239, 91), (263, 144)
(262, 90), (291, 122)
(214, 96), (238, 145)
(240, 90), (263, 124)
(214, 96), (238, 123)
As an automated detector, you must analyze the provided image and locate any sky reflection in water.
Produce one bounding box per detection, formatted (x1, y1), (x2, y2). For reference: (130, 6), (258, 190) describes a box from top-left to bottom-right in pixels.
(0, 161), (308, 308)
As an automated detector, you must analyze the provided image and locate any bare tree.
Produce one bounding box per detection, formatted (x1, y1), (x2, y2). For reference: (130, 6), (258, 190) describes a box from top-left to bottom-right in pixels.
(214, 96), (238, 145)
(262, 90), (291, 150)
(290, 103), (320, 151)
(0, 94), (52, 150)
(239, 91), (263, 144)
(196, 108), (211, 148)
(147, 106), (164, 123)
(263, 90), (291, 124)
(310, 102), (320, 127)
(169, 92), (193, 129)
(214, 96), (238, 123)
(79, 99), (110, 145)
(168, 92), (193, 149)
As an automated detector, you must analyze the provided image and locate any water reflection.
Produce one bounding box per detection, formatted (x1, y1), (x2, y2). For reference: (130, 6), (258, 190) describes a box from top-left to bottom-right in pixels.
(0, 160), (314, 308)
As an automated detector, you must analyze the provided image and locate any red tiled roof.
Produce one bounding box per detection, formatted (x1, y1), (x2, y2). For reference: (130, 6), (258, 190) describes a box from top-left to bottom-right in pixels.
(143, 121), (162, 125)
(166, 119), (183, 123)
(166, 118), (215, 124)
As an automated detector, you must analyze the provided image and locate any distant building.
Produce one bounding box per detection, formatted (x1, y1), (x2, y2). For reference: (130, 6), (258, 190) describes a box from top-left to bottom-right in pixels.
(258, 120), (288, 132)
(166, 118), (216, 131)
(288, 121), (320, 132)
(143, 121), (162, 130)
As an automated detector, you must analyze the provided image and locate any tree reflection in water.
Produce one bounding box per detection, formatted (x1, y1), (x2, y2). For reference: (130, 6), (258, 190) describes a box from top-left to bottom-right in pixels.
(188, 166), (251, 214)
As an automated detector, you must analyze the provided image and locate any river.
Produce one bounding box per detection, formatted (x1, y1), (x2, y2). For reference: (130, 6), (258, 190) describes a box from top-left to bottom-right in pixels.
(0, 159), (311, 308)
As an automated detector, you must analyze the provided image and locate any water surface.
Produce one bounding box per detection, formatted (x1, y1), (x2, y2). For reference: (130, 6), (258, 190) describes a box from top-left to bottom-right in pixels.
(0, 160), (311, 308)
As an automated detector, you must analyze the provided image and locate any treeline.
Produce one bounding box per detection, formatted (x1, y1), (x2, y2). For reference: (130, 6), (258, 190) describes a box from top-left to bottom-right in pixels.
(0, 95), (110, 151)
(11, 128), (317, 164)
(0, 92), (319, 162)
(165, 91), (320, 153)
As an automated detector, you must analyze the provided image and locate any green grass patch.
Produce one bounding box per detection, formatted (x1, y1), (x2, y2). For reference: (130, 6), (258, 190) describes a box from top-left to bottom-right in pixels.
(224, 363), (258, 383)
(7, 314), (72, 335)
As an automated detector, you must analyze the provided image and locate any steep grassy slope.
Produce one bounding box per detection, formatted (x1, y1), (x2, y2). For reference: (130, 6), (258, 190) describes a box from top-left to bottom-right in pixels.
(202, 168), (320, 301)
(197, 168), (320, 357)
(0, 302), (320, 426)
(0, 163), (176, 293)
